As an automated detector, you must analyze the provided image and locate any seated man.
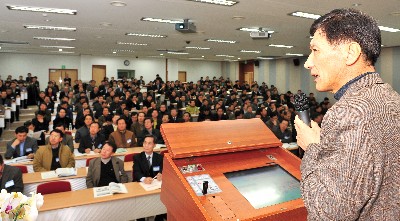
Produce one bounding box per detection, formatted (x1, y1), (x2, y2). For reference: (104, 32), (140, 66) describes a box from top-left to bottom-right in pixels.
(109, 118), (137, 148)
(86, 141), (128, 188)
(79, 122), (106, 154)
(185, 99), (200, 115)
(133, 134), (165, 221)
(271, 119), (292, 143)
(137, 118), (164, 147)
(75, 114), (93, 143)
(5, 126), (38, 159)
(33, 129), (75, 172)
(45, 123), (74, 152)
(0, 155), (24, 192)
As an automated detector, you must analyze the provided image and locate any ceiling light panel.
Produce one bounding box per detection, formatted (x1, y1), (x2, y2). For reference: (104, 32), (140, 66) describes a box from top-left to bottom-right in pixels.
(206, 39), (237, 44)
(126, 33), (167, 38)
(216, 54), (235, 57)
(110, 1), (127, 7)
(188, 0), (238, 6)
(24, 25), (76, 31)
(378, 26), (400, 32)
(113, 49), (135, 52)
(49, 51), (75, 54)
(286, 53), (304, 56)
(117, 42), (147, 46)
(40, 45), (75, 49)
(289, 11), (321, 20)
(269, 44), (293, 48)
(141, 17), (182, 24)
(34, 37), (75, 41)
(240, 50), (261, 53)
(7, 5), (77, 15)
(185, 46), (210, 50)
(167, 52), (189, 55)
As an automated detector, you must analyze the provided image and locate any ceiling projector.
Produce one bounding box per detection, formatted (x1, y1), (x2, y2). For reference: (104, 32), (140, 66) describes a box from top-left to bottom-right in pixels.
(175, 19), (196, 33)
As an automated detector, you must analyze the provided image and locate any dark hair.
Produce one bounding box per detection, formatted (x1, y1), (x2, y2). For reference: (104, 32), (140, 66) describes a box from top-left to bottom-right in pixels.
(36, 110), (46, 116)
(90, 122), (100, 128)
(104, 141), (117, 153)
(24, 120), (33, 127)
(51, 128), (64, 137)
(0, 154), (3, 165)
(144, 134), (157, 144)
(116, 118), (126, 124)
(15, 126), (28, 134)
(144, 117), (153, 123)
(84, 115), (93, 121)
(59, 107), (67, 113)
(310, 8), (381, 65)
(55, 122), (65, 129)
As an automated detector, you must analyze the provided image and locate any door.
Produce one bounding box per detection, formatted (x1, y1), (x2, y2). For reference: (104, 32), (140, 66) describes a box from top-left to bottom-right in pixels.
(244, 72), (254, 85)
(92, 65), (106, 86)
(178, 71), (187, 83)
(49, 69), (78, 87)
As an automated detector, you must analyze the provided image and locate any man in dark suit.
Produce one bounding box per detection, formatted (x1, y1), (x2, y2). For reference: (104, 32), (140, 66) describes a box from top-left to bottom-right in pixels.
(86, 141), (128, 188)
(169, 108), (184, 123)
(5, 126), (38, 159)
(133, 134), (165, 221)
(0, 155), (24, 192)
(79, 122), (106, 153)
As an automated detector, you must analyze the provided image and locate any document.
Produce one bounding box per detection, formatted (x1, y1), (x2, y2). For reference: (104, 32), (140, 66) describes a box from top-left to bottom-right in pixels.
(93, 182), (128, 198)
(4, 156), (32, 164)
(41, 168), (77, 179)
(139, 179), (162, 191)
(74, 151), (97, 157)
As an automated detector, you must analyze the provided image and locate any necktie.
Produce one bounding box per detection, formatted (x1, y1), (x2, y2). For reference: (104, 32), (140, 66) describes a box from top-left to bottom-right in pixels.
(147, 156), (152, 169)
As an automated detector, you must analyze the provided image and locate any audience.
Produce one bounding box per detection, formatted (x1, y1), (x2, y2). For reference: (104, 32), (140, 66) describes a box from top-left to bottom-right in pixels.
(5, 126), (38, 159)
(0, 155), (24, 192)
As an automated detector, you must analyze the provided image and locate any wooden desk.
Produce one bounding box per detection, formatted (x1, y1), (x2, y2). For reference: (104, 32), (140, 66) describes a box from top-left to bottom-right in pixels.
(23, 162), (134, 195)
(38, 182), (166, 221)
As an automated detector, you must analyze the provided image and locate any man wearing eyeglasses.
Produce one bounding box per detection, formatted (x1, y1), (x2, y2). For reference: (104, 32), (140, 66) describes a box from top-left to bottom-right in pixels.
(33, 129), (75, 172)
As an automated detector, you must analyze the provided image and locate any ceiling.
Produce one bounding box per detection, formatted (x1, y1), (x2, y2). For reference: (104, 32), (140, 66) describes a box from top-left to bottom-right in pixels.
(0, 0), (399, 61)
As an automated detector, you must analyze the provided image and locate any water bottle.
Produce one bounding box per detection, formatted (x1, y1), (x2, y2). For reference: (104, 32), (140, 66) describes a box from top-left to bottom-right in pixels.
(69, 123), (72, 131)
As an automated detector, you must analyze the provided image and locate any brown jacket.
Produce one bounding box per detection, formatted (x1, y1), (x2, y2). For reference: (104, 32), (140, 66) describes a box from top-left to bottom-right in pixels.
(109, 130), (137, 148)
(301, 73), (400, 220)
(86, 157), (128, 188)
(33, 144), (75, 172)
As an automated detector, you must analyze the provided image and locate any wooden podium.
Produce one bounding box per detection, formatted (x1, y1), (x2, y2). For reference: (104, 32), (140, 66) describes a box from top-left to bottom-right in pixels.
(160, 119), (307, 221)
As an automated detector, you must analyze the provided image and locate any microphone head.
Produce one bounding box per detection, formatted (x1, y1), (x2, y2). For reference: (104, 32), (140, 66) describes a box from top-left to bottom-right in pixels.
(294, 93), (309, 111)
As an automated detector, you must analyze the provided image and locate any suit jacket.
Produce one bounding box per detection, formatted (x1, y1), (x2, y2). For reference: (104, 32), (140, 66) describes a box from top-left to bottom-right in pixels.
(78, 133), (106, 153)
(169, 116), (184, 123)
(137, 128), (164, 147)
(1, 165), (24, 192)
(33, 144), (75, 172)
(75, 126), (89, 143)
(133, 152), (163, 182)
(45, 134), (74, 152)
(109, 130), (137, 148)
(5, 137), (38, 159)
(86, 157), (128, 188)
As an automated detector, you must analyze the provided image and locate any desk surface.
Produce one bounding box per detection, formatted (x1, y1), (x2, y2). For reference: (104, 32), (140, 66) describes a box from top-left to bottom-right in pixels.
(39, 182), (161, 212)
(23, 161), (133, 184)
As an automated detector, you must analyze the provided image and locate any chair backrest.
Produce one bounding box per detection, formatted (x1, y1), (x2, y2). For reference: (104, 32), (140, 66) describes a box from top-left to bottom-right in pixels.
(86, 157), (96, 167)
(124, 153), (138, 162)
(14, 165), (28, 174)
(37, 181), (71, 195)
(160, 150), (169, 156)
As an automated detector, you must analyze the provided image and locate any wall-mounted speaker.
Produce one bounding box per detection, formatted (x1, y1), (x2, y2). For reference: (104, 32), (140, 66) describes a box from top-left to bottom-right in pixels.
(254, 60), (259, 67)
(293, 58), (300, 66)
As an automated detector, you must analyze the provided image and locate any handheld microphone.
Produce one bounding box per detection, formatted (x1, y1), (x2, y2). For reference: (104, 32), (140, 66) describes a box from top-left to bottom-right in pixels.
(294, 93), (311, 127)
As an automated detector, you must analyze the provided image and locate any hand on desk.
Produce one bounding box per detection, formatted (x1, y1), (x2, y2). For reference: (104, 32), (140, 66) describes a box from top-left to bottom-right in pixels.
(27, 153), (34, 159)
(294, 115), (320, 151)
(144, 177), (153, 184)
(85, 148), (91, 154)
(93, 149), (101, 153)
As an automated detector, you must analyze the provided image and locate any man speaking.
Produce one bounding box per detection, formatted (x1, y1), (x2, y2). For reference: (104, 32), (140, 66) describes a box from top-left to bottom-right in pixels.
(295, 9), (400, 220)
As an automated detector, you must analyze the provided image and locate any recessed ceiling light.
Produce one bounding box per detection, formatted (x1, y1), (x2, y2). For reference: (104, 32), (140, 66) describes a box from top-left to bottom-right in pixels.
(50, 51), (75, 54)
(216, 54), (235, 58)
(160, 53), (164, 56)
(189, 57), (205, 60)
(257, 56), (274, 60)
(167, 52), (189, 55)
(378, 26), (400, 33)
(185, 46), (210, 50)
(34, 37), (76, 41)
(188, 0), (238, 6)
(286, 53), (304, 56)
(240, 50), (261, 53)
(40, 45), (75, 49)
(289, 11), (321, 20)
(238, 27), (274, 33)
(202, 55), (205, 58)
(206, 39), (237, 44)
(352, 3), (361, 7)
(390, 12), (400, 16)
(24, 25), (76, 31)
(0, 40), (29, 45)
(100, 22), (112, 27)
(110, 1), (127, 7)
(117, 42), (147, 46)
(269, 44), (293, 48)
(113, 49), (135, 52)
(113, 51), (116, 54)
(141, 17), (182, 24)
(237, 58), (241, 60)
(7, 5), (77, 15)
(44, 19), (51, 22)
(232, 16), (245, 20)
(95, 36), (103, 39)
(0, 50), (17, 53)
(58, 48), (62, 52)
(126, 33), (167, 38)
